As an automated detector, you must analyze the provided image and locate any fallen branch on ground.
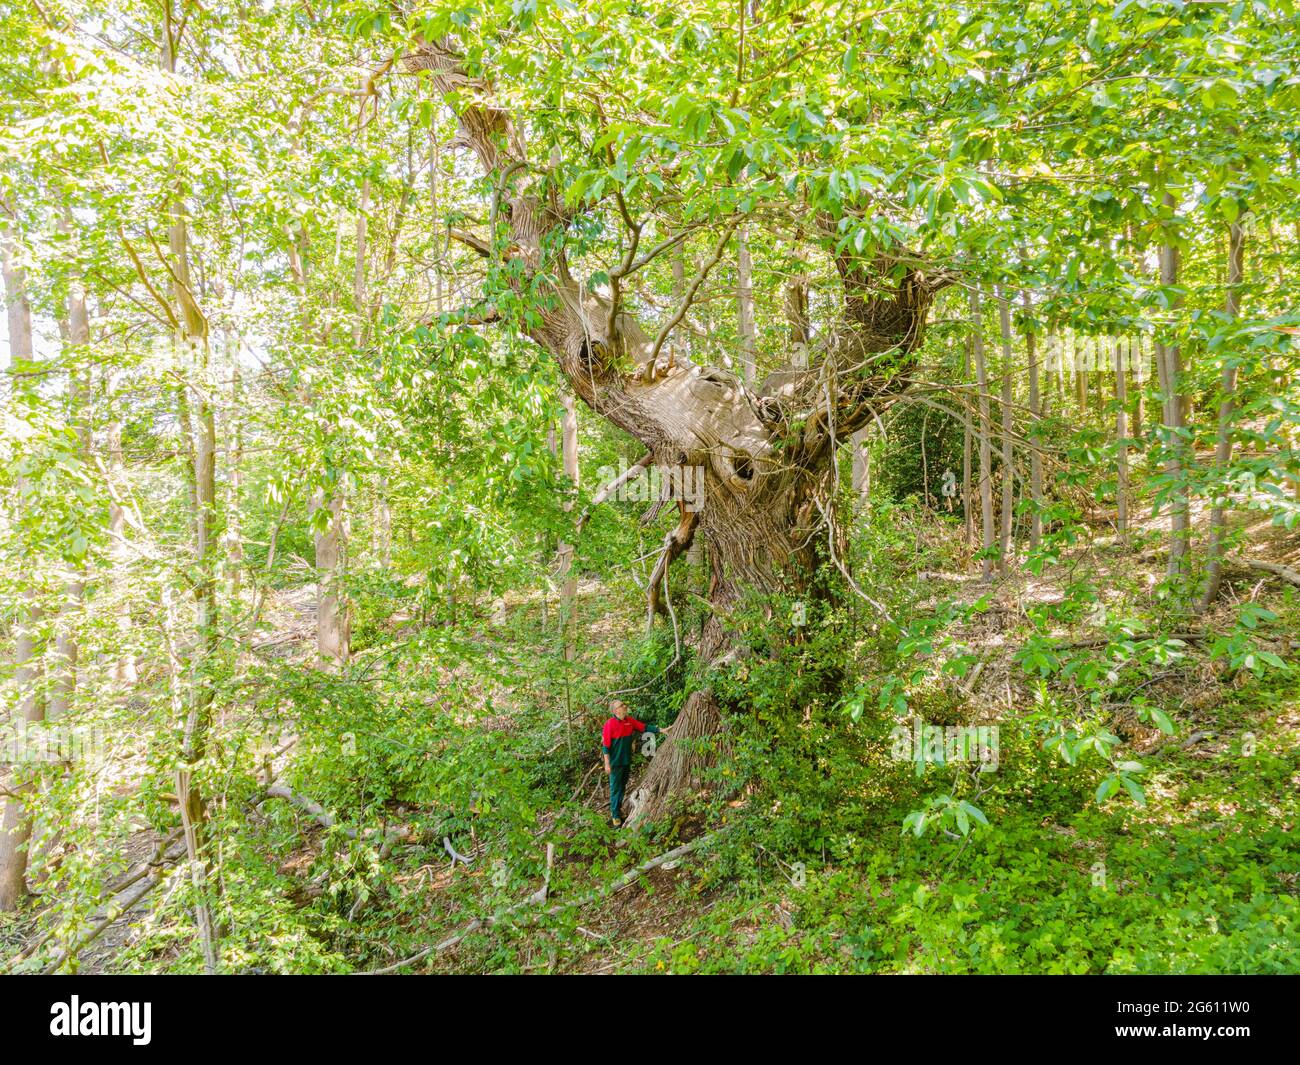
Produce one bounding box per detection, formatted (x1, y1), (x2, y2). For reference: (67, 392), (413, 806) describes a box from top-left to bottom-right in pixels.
(260, 785), (417, 851)
(443, 837), (474, 866)
(363, 832), (720, 974)
(1233, 557), (1300, 588)
(1059, 631), (1207, 649)
(30, 842), (188, 975)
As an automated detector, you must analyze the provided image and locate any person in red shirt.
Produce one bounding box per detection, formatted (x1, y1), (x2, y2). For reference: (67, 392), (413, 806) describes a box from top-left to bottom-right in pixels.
(600, 699), (668, 827)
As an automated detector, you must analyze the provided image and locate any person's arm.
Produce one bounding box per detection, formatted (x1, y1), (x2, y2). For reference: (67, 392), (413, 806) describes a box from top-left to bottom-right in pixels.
(601, 721), (612, 774)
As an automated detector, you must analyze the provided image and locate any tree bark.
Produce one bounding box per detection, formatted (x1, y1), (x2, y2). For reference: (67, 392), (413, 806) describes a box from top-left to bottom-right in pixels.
(225, 351), (245, 598)
(1197, 217), (1245, 611)
(1023, 291), (1042, 551)
(737, 226), (756, 386)
(557, 392), (579, 662)
(163, 2), (219, 968)
(1115, 338), (1130, 548)
(314, 488), (350, 665)
(970, 288), (996, 581)
(996, 287), (1015, 575)
(1074, 329), (1089, 416)
(1132, 334), (1145, 440)
(0, 216), (43, 911)
(1157, 190), (1191, 580)
(678, 249), (706, 568)
(106, 372), (137, 686)
(962, 332), (974, 550)
(50, 218), (92, 722)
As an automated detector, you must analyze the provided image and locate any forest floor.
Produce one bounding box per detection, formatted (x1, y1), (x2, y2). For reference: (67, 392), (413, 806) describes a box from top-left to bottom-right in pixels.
(366, 497), (1299, 974)
(8, 497), (1297, 975)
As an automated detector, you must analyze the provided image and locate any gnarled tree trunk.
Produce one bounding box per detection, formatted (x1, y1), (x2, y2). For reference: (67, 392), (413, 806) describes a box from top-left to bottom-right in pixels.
(405, 40), (951, 824)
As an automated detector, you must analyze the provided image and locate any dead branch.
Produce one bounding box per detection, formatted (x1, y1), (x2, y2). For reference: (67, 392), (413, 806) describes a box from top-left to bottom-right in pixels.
(1233, 557), (1300, 588)
(443, 837), (474, 866)
(575, 451), (654, 536)
(363, 832), (719, 974)
(646, 221), (738, 367)
(33, 843), (187, 975)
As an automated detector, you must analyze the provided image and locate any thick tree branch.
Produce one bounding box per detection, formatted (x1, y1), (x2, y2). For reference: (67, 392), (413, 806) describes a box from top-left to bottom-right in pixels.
(448, 227), (490, 257)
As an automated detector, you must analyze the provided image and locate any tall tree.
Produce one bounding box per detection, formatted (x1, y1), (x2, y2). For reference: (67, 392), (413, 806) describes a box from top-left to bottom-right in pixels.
(996, 286), (1015, 575)
(1023, 290), (1042, 551)
(1115, 338), (1130, 549)
(970, 288), (996, 582)
(1156, 191), (1191, 581)
(0, 214), (43, 912)
(406, 37), (952, 820)
(557, 392), (579, 662)
(1198, 216), (1247, 611)
(736, 226), (756, 387)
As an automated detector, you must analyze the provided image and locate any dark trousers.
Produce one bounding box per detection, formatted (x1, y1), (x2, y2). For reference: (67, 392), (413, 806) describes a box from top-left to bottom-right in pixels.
(608, 765), (630, 820)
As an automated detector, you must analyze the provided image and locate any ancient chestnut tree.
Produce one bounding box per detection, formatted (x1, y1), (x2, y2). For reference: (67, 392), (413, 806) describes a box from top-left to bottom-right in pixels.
(405, 23), (953, 821)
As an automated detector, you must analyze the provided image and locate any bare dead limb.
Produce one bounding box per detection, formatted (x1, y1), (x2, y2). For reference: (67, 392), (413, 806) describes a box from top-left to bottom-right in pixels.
(33, 844), (187, 975)
(1234, 557), (1300, 588)
(647, 221), (738, 366)
(425, 301), (501, 328)
(363, 832), (719, 974)
(263, 784), (340, 832)
(448, 227), (491, 257)
(575, 451), (653, 536)
(443, 836), (474, 866)
(646, 506), (699, 629)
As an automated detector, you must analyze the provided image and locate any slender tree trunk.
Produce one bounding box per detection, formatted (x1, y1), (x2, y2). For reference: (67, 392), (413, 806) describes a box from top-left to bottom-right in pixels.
(50, 222), (92, 721)
(1132, 334), (1145, 441)
(375, 476), (393, 568)
(370, 167), (392, 570)
(315, 89), (373, 662)
(971, 289), (996, 580)
(557, 393), (580, 661)
(1074, 329), (1089, 416)
(1093, 339), (1104, 419)
(1197, 217), (1246, 611)
(784, 270), (809, 365)
(225, 349), (245, 599)
(1, 218), (43, 911)
(736, 226), (756, 386)
(163, 4), (219, 971)
(996, 287), (1015, 575)
(1054, 330), (1067, 410)
(106, 370), (137, 686)
(962, 332), (974, 550)
(851, 429), (870, 504)
(1023, 291), (1042, 551)
(0, 599), (42, 911)
(314, 489), (349, 664)
(1115, 338), (1129, 548)
(1157, 190), (1191, 580)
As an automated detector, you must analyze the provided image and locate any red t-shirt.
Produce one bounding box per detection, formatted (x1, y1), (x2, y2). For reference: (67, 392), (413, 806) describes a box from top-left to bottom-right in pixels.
(601, 716), (653, 767)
